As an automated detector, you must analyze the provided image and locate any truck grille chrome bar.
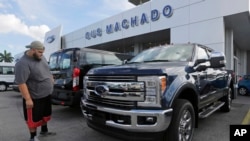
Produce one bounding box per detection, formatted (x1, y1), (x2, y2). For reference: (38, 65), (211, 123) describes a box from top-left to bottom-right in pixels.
(85, 76), (145, 108)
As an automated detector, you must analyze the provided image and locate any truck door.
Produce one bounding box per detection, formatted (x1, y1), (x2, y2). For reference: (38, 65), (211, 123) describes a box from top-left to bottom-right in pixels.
(209, 69), (227, 100)
(195, 47), (215, 108)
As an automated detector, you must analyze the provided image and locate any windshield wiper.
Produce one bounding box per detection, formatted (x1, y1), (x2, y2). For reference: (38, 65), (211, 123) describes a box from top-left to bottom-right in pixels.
(126, 61), (141, 64)
(143, 60), (170, 62)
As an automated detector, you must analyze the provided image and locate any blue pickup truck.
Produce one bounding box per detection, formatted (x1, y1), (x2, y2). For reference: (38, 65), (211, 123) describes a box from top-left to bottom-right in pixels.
(81, 43), (233, 141)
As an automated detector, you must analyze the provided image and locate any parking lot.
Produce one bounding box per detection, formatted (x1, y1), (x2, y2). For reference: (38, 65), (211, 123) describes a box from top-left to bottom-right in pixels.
(0, 90), (250, 141)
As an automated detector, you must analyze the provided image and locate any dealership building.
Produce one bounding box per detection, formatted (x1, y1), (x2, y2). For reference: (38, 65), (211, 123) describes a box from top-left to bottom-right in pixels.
(44, 0), (250, 76)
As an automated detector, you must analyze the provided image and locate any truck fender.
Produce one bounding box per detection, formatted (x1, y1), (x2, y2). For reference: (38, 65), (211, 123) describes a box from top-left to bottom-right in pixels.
(226, 73), (233, 88)
(163, 75), (199, 108)
(163, 78), (199, 128)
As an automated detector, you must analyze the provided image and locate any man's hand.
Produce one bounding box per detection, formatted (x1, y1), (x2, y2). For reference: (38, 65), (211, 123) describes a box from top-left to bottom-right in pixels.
(25, 99), (34, 109)
(18, 83), (33, 108)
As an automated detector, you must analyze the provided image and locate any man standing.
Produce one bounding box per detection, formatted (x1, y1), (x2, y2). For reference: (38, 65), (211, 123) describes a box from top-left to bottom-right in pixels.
(15, 41), (56, 141)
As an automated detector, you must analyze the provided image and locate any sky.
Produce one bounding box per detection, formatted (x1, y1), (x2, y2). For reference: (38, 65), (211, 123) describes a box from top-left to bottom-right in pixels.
(0, 0), (135, 57)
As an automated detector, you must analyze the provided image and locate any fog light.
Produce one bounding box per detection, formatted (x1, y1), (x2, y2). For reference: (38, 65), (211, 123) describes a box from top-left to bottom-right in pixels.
(138, 116), (157, 125)
(146, 117), (154, 123)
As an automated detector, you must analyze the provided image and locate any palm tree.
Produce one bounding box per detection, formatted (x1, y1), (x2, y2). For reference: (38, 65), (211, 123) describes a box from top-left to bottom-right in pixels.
(0, 50), (14, 62)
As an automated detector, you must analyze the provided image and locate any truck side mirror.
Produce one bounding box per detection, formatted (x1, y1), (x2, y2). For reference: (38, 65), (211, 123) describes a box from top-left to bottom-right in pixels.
(194, 59), (207, 66)
(209, 52), (226, 68)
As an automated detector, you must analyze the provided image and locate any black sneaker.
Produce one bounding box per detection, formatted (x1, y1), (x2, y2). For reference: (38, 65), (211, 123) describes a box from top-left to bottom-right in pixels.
(39, 131), (56, 137)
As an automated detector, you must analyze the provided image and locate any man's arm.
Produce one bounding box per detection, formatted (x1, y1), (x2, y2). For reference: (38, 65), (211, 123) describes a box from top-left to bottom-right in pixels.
(51, 75), (54, 84)
(18, 83), (33, 109)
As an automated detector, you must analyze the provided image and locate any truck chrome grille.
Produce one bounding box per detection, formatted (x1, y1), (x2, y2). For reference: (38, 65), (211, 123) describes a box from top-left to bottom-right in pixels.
(85, 75), (145, 108)
(88, 91), (136, 108)
(87, 76), (136, 82)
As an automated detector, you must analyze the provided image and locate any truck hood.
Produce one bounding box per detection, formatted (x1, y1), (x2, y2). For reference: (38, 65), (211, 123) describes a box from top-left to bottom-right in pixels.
(88, 62), (189, 75)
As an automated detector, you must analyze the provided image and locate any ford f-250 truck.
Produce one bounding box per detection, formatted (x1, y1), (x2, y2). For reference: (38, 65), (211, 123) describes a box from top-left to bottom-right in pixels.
(80, 43), (233, 141)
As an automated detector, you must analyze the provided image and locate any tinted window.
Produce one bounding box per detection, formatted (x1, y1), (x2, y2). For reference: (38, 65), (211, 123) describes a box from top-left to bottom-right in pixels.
(49, 53), (59, 70)
(49, 50), (73, 70)
(60, 50), (73, 69)
(243, 75), (250, 80)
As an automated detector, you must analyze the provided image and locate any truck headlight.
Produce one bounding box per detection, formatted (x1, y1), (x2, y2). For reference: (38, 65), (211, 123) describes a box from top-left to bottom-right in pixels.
(138, 76), (167, 107)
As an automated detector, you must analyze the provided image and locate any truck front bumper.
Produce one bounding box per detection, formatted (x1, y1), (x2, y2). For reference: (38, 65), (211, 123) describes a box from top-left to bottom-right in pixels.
(81, 98), (173, 132)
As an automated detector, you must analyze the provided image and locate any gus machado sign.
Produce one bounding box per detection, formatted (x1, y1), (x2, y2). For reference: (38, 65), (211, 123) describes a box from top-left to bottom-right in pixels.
(85, 5), (173, 40)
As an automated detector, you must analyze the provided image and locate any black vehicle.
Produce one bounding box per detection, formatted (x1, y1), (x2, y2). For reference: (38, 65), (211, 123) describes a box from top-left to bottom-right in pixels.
(81, 43), (233, 141)
(49, 47), (133, 107)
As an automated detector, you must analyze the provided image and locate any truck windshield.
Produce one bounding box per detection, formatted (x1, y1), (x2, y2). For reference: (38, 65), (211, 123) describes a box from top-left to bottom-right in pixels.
(49, 50), (73, 70)
(129, 45), (194, 63)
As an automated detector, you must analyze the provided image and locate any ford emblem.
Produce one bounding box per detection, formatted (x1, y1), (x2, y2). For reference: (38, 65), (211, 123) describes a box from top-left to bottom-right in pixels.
(46, 35), (55, 43)
(95, 85), (109, 97)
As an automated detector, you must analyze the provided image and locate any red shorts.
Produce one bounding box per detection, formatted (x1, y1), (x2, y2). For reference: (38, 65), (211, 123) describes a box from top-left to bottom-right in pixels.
(23, 95), (52, 128)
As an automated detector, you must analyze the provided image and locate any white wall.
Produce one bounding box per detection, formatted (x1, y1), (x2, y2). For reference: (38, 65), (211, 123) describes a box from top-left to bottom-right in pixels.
(236, 48), (247, 75)
(63, 0), (249, 50)
(171, 0), (249, 52)
(171, 18), (225, 52)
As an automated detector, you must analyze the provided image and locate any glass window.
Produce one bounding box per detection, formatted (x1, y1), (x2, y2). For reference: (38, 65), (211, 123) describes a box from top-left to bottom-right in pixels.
(59, 50), (73, 70)
(86, 52), (102, 64)
(103, 54), (122, 65)
(49, 53), (59, 70)
(0, 66), (14, 75)
(244, 75), (250, 80)
(129, 45), (194, 63)
(197, 47), (209, 60)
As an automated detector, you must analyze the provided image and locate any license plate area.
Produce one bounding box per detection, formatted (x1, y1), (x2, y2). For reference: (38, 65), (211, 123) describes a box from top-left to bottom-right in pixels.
(89, 109), (106, 124)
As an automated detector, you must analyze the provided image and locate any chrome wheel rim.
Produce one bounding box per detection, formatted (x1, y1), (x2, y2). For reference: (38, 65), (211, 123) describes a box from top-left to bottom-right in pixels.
(239, 88), (247, 95)
(178, 109), (193, 141)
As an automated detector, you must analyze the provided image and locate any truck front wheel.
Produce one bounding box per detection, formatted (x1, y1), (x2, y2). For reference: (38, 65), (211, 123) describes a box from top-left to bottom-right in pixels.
(164, 99), (195, 141)
(0, 83), (7, 91)
(220, 88), (232, 112)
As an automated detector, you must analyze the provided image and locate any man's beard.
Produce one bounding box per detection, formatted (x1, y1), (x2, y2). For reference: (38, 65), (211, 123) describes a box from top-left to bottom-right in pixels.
(33, 53), (42, 61)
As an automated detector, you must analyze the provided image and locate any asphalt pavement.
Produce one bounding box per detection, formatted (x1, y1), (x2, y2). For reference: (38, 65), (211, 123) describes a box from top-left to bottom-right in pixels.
(0, 89), (250, 141)
(0, 90), (120, 141)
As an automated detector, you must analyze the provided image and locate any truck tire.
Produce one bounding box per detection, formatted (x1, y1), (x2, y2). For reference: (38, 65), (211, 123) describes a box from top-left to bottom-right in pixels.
(0, 83), (7, 91)
(220, 88), (232, 112)
(164, 99), (195, 141)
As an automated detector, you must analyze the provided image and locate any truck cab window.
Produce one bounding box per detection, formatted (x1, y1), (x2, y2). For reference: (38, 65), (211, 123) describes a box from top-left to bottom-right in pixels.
(197, 47), (209, 60)
(59, 50), (73, 69)
(49, 53), (58, 70)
